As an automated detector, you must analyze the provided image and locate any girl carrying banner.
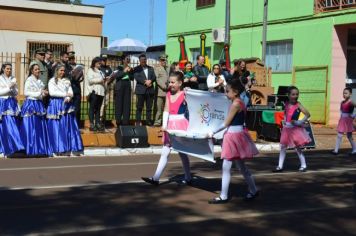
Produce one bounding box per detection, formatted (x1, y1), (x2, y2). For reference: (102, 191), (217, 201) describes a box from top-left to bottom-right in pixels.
(142, 71), (192, 186)
(207, 79), (259, 204)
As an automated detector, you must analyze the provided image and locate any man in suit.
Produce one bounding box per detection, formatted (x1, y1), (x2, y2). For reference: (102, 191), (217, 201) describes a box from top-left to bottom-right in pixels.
(153, 54), (169, 127)
(134, 54), (156, 126)
(193, 55), (209, 91)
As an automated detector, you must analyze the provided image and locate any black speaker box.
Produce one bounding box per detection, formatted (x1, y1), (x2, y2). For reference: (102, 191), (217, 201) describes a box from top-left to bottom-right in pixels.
(115, 126), (149, 148)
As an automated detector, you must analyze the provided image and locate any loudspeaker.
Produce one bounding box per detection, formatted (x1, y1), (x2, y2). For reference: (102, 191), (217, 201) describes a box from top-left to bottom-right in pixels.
(303, 123), (316, 149)
(115, 126), (149, 148)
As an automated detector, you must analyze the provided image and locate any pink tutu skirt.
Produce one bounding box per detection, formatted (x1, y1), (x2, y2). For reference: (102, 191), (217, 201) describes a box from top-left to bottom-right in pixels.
(280, 126), (311, 148)
(163, 114), (189, 146)
(221, 130), (259, 161)
(337, 116), (354, 133)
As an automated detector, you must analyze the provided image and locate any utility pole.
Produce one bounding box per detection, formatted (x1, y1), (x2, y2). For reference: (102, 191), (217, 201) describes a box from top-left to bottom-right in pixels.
(262, 0), (268, 63)
(224, 0), (230, 44)
(149, 0), (154, 46)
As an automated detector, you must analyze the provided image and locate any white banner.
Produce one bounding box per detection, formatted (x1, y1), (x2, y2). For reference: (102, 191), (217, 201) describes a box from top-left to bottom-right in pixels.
(168, 89), (231, 162)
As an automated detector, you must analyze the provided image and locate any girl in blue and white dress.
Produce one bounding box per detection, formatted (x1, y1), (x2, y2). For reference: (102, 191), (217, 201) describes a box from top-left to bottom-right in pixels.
(20, 63), (53, 157)
(0, 63), (24, 157)
(47, 65), (83, 156)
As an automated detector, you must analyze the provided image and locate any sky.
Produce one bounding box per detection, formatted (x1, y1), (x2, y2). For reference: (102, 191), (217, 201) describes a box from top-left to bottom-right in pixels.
(82, 0), (167, 46)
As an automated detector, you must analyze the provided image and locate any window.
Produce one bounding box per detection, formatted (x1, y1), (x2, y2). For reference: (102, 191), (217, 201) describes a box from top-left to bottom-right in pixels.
(266, 40), (293, 73)
(190, 47), (211, 65)
(196, 0), (215, 8)
(27, 41), (72, 60)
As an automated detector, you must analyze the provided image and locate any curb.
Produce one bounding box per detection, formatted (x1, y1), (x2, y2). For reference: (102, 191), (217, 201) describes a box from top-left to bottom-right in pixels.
(83, 143), (281, 157)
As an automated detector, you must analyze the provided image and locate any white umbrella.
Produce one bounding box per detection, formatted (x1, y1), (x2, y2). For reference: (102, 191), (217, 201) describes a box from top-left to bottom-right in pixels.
(108, 38), (147, 52)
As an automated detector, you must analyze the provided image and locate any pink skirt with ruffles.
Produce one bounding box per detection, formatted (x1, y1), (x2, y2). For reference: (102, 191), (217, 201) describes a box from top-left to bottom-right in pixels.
(221, 130), (259, 161)
(163, 115), (189, 146)
(280, 126), (311, 148)
(337, 116), (354, 133)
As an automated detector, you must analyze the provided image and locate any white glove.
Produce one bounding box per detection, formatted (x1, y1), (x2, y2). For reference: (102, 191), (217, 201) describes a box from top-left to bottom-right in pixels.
(162, 111), (169, 130)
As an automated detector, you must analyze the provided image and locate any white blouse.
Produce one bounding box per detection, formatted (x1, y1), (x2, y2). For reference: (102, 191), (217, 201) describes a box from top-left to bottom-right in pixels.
(207, 74), (226, 92)
(48, 77), (73, 99)
(0, 74), (18, 98)
(86, 68), (105, 96)
(24, 75), (45, 100)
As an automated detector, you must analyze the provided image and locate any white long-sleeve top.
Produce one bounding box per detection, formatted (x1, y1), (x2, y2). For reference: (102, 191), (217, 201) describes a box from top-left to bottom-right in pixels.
(48, 77), (73, 99)
(24, 75), (45, 100)
(0, 74), (18, 98)
(207, 74), (226, 92)
(85, 68), (105, 96)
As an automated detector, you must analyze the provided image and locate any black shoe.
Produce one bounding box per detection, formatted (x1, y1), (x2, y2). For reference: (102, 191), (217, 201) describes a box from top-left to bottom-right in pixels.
(97, 125), (105, 132)
(208, 197), (229, 204)
(298, 167), (307, 172)
(146, 121), (153, 126)
(177, 179), (192, 186)
(244, 191), (260, 201)
(331, 150), (338, 155)
(272, 167), (283, 173)
(349, 151), (356, 156)
(89, 123), (95, 132)
(141, 177), (159, 186)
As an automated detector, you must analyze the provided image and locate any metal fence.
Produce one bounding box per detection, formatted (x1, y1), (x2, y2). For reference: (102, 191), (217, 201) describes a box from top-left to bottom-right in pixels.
(0, 52), (159, 124)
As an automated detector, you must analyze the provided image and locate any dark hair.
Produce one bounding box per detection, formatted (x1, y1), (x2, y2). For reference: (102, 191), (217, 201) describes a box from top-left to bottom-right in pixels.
(227, 79), (245, 96)
(60, 51), (68, 57)
(287, 86), (299, 95)
(0, 62), (12, 75)
(169, 62), (179, 75)
(28, 63), (39, 77)
(90, 57), (102, 69)
(185, 61), (192, 67)
(46, 49), (53, 54)
(170, 71), (184, 83)
(139, 54), (146, 59)
(344, 87), (352, 94)
(196, 55), (203, 61)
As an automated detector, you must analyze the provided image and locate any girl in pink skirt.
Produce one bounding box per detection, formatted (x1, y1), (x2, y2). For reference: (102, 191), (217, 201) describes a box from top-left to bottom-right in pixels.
(142, 71), (192, 186)
(274, 86), (311, 172)
(332, 87), (356, 155)
(208, 79), (259, 204)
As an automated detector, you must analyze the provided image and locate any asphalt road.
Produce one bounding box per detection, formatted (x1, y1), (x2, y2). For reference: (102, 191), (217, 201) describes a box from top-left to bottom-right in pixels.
(0, 150), (355, 236)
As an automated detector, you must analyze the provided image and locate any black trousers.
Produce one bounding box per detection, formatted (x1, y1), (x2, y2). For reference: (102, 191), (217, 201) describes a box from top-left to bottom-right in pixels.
(115, 80), (131, 125)
(72, 93), (81, 127)
(136, 93), (154, 124)
(88, 92), (104, 126)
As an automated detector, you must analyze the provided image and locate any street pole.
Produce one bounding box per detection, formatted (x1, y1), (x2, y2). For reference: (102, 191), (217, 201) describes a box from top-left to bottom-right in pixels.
(262, 0), (268, 63)
(224, 0), (230, 44)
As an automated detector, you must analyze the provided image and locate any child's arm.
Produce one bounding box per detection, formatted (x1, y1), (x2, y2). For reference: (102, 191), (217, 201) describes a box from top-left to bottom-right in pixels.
(208, 101), (241, 137)
(293, 103), (310, 126)
(162, 95), (170, 131)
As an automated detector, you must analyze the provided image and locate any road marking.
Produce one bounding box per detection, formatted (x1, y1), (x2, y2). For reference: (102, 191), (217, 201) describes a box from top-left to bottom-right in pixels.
(26, 204), (356, 236)
(2, 167), (355, 191)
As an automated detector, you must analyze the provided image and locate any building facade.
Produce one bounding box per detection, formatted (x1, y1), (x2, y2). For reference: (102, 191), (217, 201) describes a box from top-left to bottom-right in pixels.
(166, 0), (356, 125)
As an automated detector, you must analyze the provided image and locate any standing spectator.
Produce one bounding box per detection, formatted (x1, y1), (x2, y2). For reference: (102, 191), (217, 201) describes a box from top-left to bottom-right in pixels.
(153, 54), (169, 127)
(47, 65), (83, 156)
(20, 64), (52, 157)
(207, 64), (226, 93)
(193, 55), (209, 91)
(44, 49), (54, 79)
(30, 48), (49, 89)
(0, 63), (24, 157)
(219, 59), (232, 82)
(134, 54), (156, 126)
(183, 61), (198, 89)
(99, 56), (114, 129)
(68, 51), (76, 68)
(169, 62), (181, 75)
(86, 57), (105, 132)
(115, 55), (134, 126)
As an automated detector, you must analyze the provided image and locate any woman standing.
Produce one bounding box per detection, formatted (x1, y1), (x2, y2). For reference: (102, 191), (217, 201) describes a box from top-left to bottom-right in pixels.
(207, 64), (226, 93)
(183, 61), (198, 89)
(0, 63), (24, 157)
(20, 64), (52, 156)
(47, 65), (84, 156)
(86, 57), (105, 132)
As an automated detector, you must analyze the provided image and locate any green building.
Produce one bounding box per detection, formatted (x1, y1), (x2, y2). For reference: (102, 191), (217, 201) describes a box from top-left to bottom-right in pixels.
(166, 0), (356, 125)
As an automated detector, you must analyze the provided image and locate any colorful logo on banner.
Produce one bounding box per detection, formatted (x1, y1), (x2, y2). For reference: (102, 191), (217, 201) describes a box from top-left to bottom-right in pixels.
(199, 103), (225, 126)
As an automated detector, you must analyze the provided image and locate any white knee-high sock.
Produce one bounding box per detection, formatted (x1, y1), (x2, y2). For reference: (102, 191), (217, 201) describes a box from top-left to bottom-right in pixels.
(178, 152), (191, 181)
(346, 132), (356, 152)
(296, 148), (307, 168)
(334, 133), (343, 153)
(220, 159), (233, 200)
(152, 146), (171, 181)
(236, 160), (257, 194)
(278, 145), (287, 169)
